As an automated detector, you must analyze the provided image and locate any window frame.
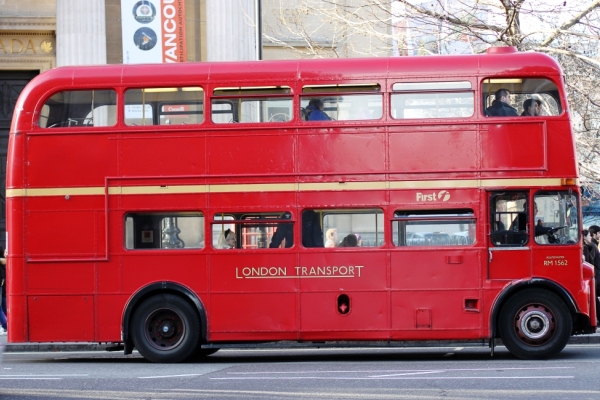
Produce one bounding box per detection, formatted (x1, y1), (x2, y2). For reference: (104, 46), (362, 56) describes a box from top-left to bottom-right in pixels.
(392, 209), (476, 247)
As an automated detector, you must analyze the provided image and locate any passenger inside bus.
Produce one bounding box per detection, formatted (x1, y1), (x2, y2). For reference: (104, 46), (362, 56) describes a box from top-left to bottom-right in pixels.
(341, 234), (359, 247)
(325, 228), (338, 247)
(485, 88), (518, 117)
(217, 229), (236, 249)
(301, 210), (324, 248)
(305, 98), (331, 121)
(269, 213), (294, 248)
(521, 99), (542, 116)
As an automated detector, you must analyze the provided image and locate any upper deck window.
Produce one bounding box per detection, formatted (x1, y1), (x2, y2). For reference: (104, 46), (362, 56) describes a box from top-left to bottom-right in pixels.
(125, 87), (204, 126)
(211, 86), (292, 124)
(300, 84), (382, 122)
(391, 81), (473, 119)
(483, 78), (562, 117)
(39, 90), (117, 128)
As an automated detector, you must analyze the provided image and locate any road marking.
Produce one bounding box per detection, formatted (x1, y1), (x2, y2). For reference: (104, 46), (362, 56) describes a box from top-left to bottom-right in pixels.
(226, 366), (573, 375)
(0, 374), (87, 377)
(0, 377), (62, 380)
(211, 375), (574, 380)
(138, 373), (203, 379)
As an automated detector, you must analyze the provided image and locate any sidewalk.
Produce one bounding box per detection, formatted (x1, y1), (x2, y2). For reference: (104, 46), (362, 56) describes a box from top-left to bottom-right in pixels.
(2, 333), (600, 353)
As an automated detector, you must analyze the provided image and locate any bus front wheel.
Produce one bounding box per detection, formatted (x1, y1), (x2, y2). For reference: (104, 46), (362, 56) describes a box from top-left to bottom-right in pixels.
(498, 289), (572, 359)
(131, 294), (200, 363)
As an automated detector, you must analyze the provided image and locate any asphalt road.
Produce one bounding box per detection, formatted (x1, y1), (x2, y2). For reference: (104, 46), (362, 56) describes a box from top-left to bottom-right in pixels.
(1, 344), (600, 399)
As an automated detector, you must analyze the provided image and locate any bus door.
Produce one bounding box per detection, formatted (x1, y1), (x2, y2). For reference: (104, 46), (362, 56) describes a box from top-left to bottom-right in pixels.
(391, 207), (481, 336)
(488, 191), (532, 280)
(298, 209), (388, 341)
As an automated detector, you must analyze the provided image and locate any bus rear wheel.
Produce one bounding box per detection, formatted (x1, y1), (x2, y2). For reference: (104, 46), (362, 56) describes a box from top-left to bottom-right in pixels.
(131, 294), (200, 363)
(498, 289), (572, 360)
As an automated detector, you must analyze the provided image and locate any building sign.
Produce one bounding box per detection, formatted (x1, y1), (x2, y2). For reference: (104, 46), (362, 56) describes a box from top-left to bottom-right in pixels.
(0, 35), (55, 56)
(121, 0), (187, 64)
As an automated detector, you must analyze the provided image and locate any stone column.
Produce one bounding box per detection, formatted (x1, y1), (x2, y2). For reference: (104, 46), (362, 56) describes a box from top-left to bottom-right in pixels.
(206, 0), (257, 61)
(56, 0), (107, 66)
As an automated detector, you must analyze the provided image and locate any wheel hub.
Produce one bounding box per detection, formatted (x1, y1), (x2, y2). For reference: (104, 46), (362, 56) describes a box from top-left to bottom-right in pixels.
(516, 304), (555, 344)
(144, 308), (186, 351)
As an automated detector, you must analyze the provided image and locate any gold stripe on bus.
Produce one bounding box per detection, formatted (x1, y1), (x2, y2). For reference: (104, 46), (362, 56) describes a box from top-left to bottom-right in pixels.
(109, 185), (209, 195)
(208, 183), (297, 193)
(479, 178), (563, 187)
(6, 187), (105, 197)
(298, 182), (388, 191)
(5, 178), (574, 198)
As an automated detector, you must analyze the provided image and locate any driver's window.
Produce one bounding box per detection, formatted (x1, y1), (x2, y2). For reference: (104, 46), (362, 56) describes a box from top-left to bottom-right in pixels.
(490, 191), (529, 247)
(534, 191), (579, 245)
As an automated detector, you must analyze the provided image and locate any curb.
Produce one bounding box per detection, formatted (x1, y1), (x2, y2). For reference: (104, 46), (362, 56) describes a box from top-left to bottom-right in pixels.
(3, 335), (600, 353)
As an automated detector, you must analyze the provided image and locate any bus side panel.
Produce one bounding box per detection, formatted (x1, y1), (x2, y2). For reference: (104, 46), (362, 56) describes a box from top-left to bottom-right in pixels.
(120, 136), (207, 177)
(25, 133), (118, 188)
(298, 251), (388, 339)
(24, 196), (106, 259)
(481, 122), (545, 171)
(209, 253), (298, 340)
(207, 132), (295, 175)
(390, 290), (482, 339)
(389, 127), (478, 173)
(298, 130), (385, 174)
(28, 295), (94, 342)
(299, 292), (389, 340)
(545, 120), (578, 177)
(121, 253), (208, 294)
(27, 262), (95, 294)
(390, 250), (482, 334)
(97, 294), (129, 342)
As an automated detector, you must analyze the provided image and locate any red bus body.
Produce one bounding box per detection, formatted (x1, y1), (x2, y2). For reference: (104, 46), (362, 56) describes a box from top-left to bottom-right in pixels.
(6, 47), (596, 361)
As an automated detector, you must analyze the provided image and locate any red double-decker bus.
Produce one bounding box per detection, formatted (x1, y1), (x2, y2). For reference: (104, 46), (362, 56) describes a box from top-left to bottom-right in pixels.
(6, 46), (595, 362)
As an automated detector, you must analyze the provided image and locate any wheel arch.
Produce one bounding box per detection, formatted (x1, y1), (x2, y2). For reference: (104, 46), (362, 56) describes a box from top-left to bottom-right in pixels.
(122, 281), (207, 355)
(490, 278), (578, 338)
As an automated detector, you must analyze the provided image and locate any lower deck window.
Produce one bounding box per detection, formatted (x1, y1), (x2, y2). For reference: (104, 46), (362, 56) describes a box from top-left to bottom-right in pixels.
(534, 191), (579, 245)
(212, 212), (294, 249)
(318, 209), (384, 248)
(125, 213), (204, 249)
(393, 209), (476, 246)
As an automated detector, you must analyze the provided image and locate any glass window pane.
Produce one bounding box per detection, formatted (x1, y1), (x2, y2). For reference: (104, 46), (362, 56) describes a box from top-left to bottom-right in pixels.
(393, 210), (476, 246)
(320, 209), (384, 248)
(300, 94), (382, 121)
(125, 213), (204, 249)
(391, 92), (474, 119)
(212, 212), (294, 249)
(534, 192), (579, 245)
(124, 87), (204, 126)
(211, 98), (292, 123)
(482, 78), (562, 116)
(40, 90), (117, 128)
(490, 192), (529, 247)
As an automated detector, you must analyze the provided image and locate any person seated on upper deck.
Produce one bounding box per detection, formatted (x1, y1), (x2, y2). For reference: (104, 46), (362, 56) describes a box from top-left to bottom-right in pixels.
(306, 98), (331, 121)
(521, 98), (542, 116)
(485, 88), (518, 117)
(217, 229), (236, 249)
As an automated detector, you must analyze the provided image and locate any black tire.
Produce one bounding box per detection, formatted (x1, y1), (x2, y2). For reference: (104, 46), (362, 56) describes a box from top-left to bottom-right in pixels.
(498, 289), (572, 360)
(131, 294), (201, 363)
